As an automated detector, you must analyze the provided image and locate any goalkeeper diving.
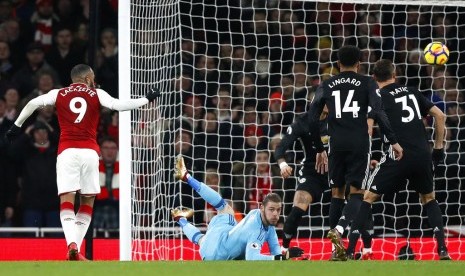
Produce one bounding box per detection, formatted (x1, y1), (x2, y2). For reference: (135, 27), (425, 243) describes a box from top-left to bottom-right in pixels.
(172, 155), (304, 260)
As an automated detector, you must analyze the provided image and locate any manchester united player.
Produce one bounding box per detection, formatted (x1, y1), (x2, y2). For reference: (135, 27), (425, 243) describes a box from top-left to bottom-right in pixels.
(306, 46), (403, 260)
(345, 59), (451, 260)
(5, 64), (160, 260)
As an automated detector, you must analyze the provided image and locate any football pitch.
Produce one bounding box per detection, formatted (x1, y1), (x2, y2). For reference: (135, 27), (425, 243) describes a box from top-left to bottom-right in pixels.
(0, 261), (463, 276)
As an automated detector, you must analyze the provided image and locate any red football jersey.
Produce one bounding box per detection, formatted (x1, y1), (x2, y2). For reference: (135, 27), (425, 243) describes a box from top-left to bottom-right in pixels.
(55, 83), (101, 155)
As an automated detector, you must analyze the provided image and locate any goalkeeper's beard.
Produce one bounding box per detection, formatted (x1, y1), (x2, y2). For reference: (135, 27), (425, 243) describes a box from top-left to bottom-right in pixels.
(263, 214), (279, 227)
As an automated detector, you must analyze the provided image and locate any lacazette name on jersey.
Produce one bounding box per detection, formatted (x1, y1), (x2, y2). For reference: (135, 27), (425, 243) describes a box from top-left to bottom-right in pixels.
(60, 85), (97, 97)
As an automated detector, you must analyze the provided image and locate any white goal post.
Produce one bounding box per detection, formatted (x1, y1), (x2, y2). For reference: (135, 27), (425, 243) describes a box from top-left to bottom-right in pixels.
(119, 0), (465, 260)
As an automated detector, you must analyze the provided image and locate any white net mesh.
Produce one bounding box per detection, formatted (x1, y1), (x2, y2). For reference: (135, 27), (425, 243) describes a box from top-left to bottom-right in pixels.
(126, 0), (465, 260)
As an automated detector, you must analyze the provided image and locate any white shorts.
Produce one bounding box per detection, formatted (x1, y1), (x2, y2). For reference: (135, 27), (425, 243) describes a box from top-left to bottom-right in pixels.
(56, 148), (100, 195)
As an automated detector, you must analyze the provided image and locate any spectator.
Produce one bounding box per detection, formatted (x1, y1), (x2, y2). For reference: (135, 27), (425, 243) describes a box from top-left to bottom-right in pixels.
(245, 150), (274, 212)
(55, 0), (79, 30)
(93, 137), (119, 236)
(0, 41), (17, 82)
(2, 19), (30, 68)
(3, 86), (19, 120)
(265, 91), (293, 136)
(96, 28), (118, 97)
(193, 110), (220, 170)
(46, 26), (84, 86)
(212, 87), (232, 122)
(98, 110), (118, 144)
(0, 96), (16, 234)
(73, 21), (88, 54)
(31, 0), (59, 52)
(11, 42), (59, 98)
(0, 0), (14, 24)
(192, 54), (219, 104)
(182, 95), (203, 132)
(9, 121), (60, 232)
(18, 69), (59, 112)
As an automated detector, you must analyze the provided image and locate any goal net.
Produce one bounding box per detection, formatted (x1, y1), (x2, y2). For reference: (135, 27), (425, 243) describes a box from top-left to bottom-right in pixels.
(120, 0), (465, 260)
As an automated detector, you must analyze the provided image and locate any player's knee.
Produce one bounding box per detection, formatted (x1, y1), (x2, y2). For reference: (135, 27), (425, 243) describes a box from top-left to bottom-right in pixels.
(331, 187), (344, 198)
(419, 192), (435, 205)
(293, 191), (312, 207)
(363, 191), (379, 203)
(349, 185), (363, 195)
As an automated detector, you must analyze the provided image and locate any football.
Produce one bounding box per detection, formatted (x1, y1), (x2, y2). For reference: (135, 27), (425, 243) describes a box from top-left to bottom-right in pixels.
(423, 42), (449, 65)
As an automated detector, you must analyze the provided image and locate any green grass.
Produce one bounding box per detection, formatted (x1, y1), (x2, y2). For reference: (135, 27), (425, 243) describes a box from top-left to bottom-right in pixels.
(0, 261), (463, 276)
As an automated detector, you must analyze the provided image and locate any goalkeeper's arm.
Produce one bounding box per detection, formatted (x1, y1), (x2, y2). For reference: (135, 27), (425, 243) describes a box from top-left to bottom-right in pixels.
(273, 247), (305, 260)
(244, 242), (304, 260)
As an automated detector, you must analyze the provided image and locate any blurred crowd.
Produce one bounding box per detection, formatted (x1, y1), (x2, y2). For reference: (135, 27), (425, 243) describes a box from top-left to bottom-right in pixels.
(0, 0), (118, 236)
(0, 1), (464, 237)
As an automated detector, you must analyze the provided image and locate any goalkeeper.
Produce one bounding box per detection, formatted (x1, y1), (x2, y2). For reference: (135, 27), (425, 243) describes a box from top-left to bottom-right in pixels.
(172, 155), (304, 260)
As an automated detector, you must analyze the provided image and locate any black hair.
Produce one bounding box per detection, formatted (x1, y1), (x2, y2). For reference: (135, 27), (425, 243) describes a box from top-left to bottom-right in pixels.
(337, 45), (361, 67)
(373, 59), (395, 82)
(71, 64), (92, 81)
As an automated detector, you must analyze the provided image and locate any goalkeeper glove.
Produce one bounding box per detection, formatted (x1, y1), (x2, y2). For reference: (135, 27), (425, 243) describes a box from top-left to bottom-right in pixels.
(432, 148), (445, 168)
(146, 87), (161, 102)
(5, 124), (21, 143)
(274, 247), (304, 260)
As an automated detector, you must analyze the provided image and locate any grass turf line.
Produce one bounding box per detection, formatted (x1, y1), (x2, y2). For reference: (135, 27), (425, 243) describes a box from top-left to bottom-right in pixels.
(0, 261), (462, 276)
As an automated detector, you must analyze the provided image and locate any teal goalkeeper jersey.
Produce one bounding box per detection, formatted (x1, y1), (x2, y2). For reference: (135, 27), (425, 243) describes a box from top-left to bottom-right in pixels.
(223, 209), (281, 260)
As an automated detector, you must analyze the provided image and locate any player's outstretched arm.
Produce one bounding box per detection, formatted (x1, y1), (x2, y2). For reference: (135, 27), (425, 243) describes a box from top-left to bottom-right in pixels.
(97, 87), (161, 111)
(274, 247), (305, 260)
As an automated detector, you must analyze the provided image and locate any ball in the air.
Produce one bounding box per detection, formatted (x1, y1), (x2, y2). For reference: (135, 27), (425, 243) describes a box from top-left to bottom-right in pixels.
(423, 42), (449, 65)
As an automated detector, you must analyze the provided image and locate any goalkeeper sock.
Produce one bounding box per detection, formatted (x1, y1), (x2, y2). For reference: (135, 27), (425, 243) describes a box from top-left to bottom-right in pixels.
(337, 194), (363, 233)
(329, 198), (345, 229)
(346, 201), (371, 255)
(60, 202), (77, 247)
(75, 204), (93, 250)
(178, 217), (204, 245)
(187, 176), (226, 211)
(361, 207), (374, 249)
(424, 200), (447, 252)
(282, 206), (306, 248)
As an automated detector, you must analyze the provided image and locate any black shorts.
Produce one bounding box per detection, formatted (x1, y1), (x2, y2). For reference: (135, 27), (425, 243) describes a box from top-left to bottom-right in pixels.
(296, 165), (328, 201)
(368, 155), (434, 195)
(328, 150), (371, 190)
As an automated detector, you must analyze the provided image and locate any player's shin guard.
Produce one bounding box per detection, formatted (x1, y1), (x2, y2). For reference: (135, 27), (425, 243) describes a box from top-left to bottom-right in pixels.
(346, 201), (372, 255)
(60, 202), (77, 247)
(424, 200), (447, 252)
(178, 217), (204, 245)
(337, 194), (363, 234)
(187, 176), (226, 211)
(329, 198), (345, 229)
(282, 206), (306, 248)
(75, 205), (93, 249)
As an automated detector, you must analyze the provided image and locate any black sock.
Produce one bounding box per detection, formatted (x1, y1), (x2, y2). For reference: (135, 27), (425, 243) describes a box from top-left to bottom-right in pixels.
(338, 194), (363, 230)
(424, 200), (447, 252)
(361, 207), (374, 249)
(282, 206), (306, 248)
(329, 198), (345, 229)
(347, 201), (372, 255)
